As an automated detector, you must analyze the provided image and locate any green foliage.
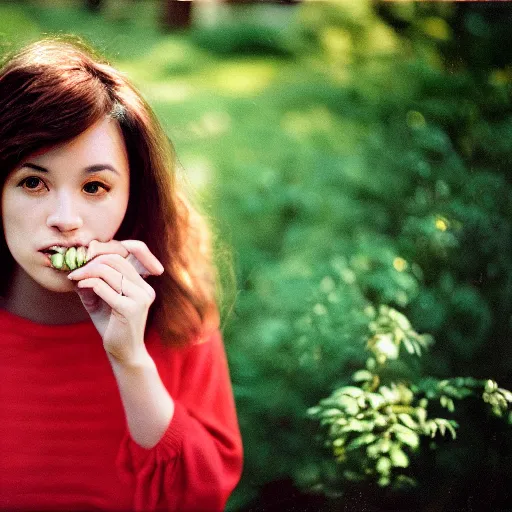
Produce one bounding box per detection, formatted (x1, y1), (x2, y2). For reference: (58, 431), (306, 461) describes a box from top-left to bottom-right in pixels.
(190, 6), (295, 57)
(213, 1), (512, 507)
(307, 306), (511, 491)
(483, 380), (512, 419)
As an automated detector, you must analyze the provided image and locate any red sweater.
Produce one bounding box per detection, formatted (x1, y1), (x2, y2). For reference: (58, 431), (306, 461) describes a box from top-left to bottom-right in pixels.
(0, 308), (243, 511)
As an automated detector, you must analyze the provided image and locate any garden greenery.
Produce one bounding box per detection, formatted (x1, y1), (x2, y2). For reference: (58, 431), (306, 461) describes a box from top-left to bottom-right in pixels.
(213, 1), (512, 508)
(307, 304), (511, 490)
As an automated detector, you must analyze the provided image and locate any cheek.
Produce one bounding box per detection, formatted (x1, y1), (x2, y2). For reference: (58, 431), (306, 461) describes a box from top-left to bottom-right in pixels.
(2, 198), (29, 238)
(1, 209), (32, 259)
(92, 193), (129, 237)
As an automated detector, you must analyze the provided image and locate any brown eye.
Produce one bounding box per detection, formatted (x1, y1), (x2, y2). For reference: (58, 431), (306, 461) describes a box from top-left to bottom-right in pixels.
(19, 177), (44, 191)
(83, 181), (109, 195)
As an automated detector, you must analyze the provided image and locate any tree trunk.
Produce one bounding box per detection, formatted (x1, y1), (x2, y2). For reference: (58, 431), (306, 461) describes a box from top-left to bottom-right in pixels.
(161, 0), (193, 30)
(85, 0), (103, 12)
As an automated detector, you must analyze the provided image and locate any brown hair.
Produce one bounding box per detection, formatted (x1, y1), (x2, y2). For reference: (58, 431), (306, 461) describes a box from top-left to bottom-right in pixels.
(0, 37), (221, 347)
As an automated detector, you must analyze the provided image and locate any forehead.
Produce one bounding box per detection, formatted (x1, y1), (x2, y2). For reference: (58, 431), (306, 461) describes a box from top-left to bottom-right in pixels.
(26, 117), (129, 172)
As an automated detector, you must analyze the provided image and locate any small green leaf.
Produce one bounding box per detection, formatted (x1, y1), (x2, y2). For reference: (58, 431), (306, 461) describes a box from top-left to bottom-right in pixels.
(380, 386), (399, 402)
(353, 370), (373, 382)
(416, 407), (427, 425)
(366, 358), (377, 371)
(376, 456), (392, 475)
(402, 337), (416, 355)
(485, 380), (497, 393)
(398, 414), (418, 429)
(446, 422), (457, 440)
(374, 333), (400, 360)
(368, 393), (386, 409)
(341, 386), (365, 398)
(390, 446), (409, 468)
(341, 419), (367, 433)
(500, 389), (512, 402)
(378, 475), (391, 487)
(367, 443), (381, 458)
(388, 308), (411, 331)
(346, 433), (377, 450)
(393, 424), (420, 448)
(412, 339), (423, 356)
(428, 421), (438, 438)
(321, 408), (343, 417)
(338, 396), (360, 415)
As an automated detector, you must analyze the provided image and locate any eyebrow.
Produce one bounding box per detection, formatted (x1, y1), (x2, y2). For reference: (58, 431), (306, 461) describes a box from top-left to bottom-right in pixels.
(19, 162), (120, 176)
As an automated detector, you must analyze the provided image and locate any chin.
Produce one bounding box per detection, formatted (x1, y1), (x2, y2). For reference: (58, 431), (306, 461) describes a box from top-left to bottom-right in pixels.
(10, 258), (76, 294)
(27, 267), (75, 293)
(39, 275), (75, 293)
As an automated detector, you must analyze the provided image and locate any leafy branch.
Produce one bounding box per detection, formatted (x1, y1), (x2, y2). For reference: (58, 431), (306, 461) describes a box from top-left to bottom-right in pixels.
(307, 305), (512, 489)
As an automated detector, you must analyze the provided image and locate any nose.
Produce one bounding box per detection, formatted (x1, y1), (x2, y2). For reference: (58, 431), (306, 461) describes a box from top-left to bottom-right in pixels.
(46, 191), (84, 231)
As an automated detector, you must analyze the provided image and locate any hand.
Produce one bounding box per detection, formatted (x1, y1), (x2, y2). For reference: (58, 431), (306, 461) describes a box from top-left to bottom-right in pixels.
(67, 239), (164, 366)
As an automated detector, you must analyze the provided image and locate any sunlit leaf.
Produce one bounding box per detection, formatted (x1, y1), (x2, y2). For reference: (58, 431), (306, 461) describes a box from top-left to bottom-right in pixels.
(390, 446), (409, 468)
(398, 414), (418, 430)
(376, 456), (392, 475)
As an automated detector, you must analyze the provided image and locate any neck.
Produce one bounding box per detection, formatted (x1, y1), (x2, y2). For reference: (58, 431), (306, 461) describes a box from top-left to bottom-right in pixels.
(0, 265), (90, 325)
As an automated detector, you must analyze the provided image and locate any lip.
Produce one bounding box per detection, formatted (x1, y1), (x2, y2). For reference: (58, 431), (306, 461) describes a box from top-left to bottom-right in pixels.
(38, 242), (89, 252)
(38, 243), (90, 272)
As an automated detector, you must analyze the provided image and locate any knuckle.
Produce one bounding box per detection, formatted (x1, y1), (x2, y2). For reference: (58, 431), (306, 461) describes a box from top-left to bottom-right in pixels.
(125, 302), (138, 316)
(143, 286), (156, 305)
(122, 239), (148, 251)
(87, 240), (99, 253)
(98, 253), (123, 264)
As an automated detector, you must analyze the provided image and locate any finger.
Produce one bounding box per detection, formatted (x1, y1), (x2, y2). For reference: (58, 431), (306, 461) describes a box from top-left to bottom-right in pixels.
(119, 240), (164, 275)
(86, 240), (129, 262)
(77, 275), (155, 308)
(70, 259), (124, 293)
(76, 278), (127, 315)
(86, 239), (160, 278)
(69, 254), (156, 301)
(126, 254), (152, 279)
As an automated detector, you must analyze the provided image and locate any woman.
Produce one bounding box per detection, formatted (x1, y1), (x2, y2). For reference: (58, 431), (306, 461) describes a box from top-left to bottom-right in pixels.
(0, 38), (243, 511)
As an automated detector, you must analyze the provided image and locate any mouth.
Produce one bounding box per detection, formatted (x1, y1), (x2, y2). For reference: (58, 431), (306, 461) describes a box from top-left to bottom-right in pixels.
(40, 246), (67, 255)
(39, 245), (88, 271)
(40, 250), (67, 271)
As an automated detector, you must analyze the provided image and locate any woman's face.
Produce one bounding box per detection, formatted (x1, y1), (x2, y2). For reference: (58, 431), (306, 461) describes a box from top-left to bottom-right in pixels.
(1, 116), (130, 293)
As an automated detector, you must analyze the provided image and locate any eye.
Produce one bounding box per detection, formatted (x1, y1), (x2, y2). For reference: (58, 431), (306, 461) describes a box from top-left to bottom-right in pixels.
(18, 176), (45, 192)
(17, 177), (110, 196)
(83, 181), (110, 195)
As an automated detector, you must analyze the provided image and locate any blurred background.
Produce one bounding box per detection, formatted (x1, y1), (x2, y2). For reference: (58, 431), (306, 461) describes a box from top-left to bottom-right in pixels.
(1, 0), (511, 510)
